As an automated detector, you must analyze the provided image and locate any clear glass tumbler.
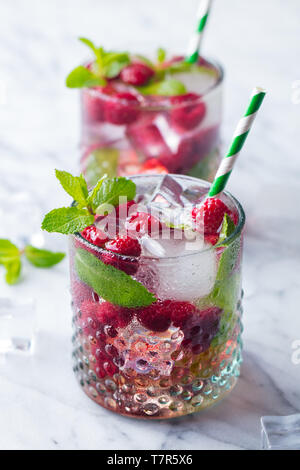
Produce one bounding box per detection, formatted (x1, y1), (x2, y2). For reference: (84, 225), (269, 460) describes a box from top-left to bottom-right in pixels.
(80, 58), (223, 186)
(70, 175), (244, 419)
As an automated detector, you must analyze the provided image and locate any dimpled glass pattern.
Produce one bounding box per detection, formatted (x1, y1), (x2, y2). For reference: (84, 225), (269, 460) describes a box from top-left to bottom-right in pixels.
(69, 175), (245, 419)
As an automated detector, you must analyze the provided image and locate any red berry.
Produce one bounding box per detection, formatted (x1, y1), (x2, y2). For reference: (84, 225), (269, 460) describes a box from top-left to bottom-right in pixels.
(105, 235), (141, 257)
(191, 198), (232, 241)
(120, 63), (154, 86)
(170, 301), (196, 328)
(170, 93), (206, 130)
(115, 200), (136, 220)
(137, 301), (172, 332)
(126, 123), (177, 171)
(81, 225), (109, 247)
(95, 301), (133, 328)
(126, 211), (162, 237)
(105, 92), (139, 125)
(180, 306), (222, 354)
(140, 158), (168, 175)
(83, 84), (116, 123)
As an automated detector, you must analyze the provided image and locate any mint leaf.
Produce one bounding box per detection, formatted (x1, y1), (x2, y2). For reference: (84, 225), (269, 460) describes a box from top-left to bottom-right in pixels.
(66, 66), (105, 88)
(138, 78), (186, 96)
(79, 37), (98, 54)
(103, 52), (130, 78)
(24, 245), (65, 268)
(41, 207), (94, 234)
(216, 213), (239, 281)
(93, 177), (136, 214)
(155, 79), (187, 96)
(75, 248), (156, 308)
(4, 258), (21, 285)
(218, 213), (236, 245)
(0, 239), (20, 262)
(0, 239), (21, 284)
(84, 148), (119, 187)
(157, 47), (166, 63)
(135, 55), (154, 67)
(55, 169), (88, 207)
(87, 175), (107, 210)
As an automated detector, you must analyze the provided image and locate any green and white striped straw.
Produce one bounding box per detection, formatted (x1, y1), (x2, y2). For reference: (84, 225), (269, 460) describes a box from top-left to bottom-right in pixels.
(186, 0), (212, 64)
(208, 87), (266, 198)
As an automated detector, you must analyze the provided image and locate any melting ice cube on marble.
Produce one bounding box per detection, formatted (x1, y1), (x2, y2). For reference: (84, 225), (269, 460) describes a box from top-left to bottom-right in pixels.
(261, 414), (300, 450)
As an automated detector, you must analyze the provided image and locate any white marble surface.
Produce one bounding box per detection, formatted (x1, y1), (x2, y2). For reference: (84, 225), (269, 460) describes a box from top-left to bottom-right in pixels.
(1, 0), (300, 450)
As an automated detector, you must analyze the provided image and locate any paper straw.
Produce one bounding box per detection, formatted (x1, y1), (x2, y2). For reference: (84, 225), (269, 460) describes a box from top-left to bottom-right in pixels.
(186, 0), (212, 63)
(208, 87), (266, 197)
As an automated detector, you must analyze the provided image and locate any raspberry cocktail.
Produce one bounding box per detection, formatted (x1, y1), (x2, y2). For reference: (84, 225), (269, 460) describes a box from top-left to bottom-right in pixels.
(67, 40), (223, 185)
(69, 174), (244, 418)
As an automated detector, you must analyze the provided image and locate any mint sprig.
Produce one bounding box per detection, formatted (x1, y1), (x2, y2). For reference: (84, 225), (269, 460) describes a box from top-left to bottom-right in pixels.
(66, 38), (130, 88)
(0, 239), (65, 285)
(41, 171), (136, 235)
(75, 248), (156, 308)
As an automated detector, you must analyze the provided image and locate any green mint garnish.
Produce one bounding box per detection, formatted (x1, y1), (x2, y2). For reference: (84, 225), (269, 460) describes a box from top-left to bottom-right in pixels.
(195, 213), (241, 345)
(66, 38), (130, 88)
(41, 207), (95, 235)
(75, 248), (156, 308)
(41, 171), (136, 235)
(0, 239), (21, 285)
(92, 177), (136, 214)
(138, 78), (187, 96)
(55, 170), (89, 208)
(24, 246), (65, 268)
(0, 238), (65, 285)
(216, 213), (239, 281)
(84, 148), (119, 187)
(157, 47), (166, 63)
(66, 65), (106, 88)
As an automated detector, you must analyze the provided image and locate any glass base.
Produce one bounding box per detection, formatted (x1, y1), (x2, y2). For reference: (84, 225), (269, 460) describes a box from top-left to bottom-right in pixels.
(72, 324), (242, 419)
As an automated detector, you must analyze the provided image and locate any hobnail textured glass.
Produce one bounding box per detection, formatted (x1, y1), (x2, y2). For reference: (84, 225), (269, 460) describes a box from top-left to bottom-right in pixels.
(69, 175), (245, 419)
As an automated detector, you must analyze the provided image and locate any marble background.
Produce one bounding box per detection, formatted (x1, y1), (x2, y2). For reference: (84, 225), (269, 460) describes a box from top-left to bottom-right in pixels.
(0, 0), (300, 450)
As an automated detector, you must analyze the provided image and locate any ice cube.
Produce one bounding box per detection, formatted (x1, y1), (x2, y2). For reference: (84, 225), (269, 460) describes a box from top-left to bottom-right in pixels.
(140, 235), (166, 258)
(261, 414), (300, 450)
(0, 298), (36, 354)
(154, 243), (217, 301)
(149, 174), (185, 207)
(154, 114), (181, 153)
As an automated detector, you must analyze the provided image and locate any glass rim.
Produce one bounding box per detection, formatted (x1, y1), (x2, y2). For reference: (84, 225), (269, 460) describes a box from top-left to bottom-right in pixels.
(73, 174), (245, 262)
(81, 56), (224, 110)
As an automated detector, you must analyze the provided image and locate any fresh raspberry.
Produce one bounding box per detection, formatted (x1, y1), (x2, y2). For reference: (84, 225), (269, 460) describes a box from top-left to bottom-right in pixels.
(191, 198), (232, 240)
(104, 92), (139, 125)
(126, 211), (162, 237)
(170, 301), (196, 328)
(83, 84), (116, 123)
(180, 306), (222, 354)
(115, 200), (136, 220)
(95, 301), (133, 328)
(105, 235), (141, 257)
(140, 158), (168, 175)
(100, 250), (139, 275)
(120, 63), (154, 86)
(126, 123), (176, 171)
(137, 300), (172, 332)
(81, 225), (109, 247)
(170, 93), (206, 130)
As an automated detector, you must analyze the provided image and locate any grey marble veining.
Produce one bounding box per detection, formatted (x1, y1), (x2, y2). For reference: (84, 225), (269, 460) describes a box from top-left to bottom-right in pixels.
(0, 0), (300, 450)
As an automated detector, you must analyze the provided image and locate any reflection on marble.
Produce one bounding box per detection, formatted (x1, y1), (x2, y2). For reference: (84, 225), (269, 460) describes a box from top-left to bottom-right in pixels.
(0, 0), (300, 450)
